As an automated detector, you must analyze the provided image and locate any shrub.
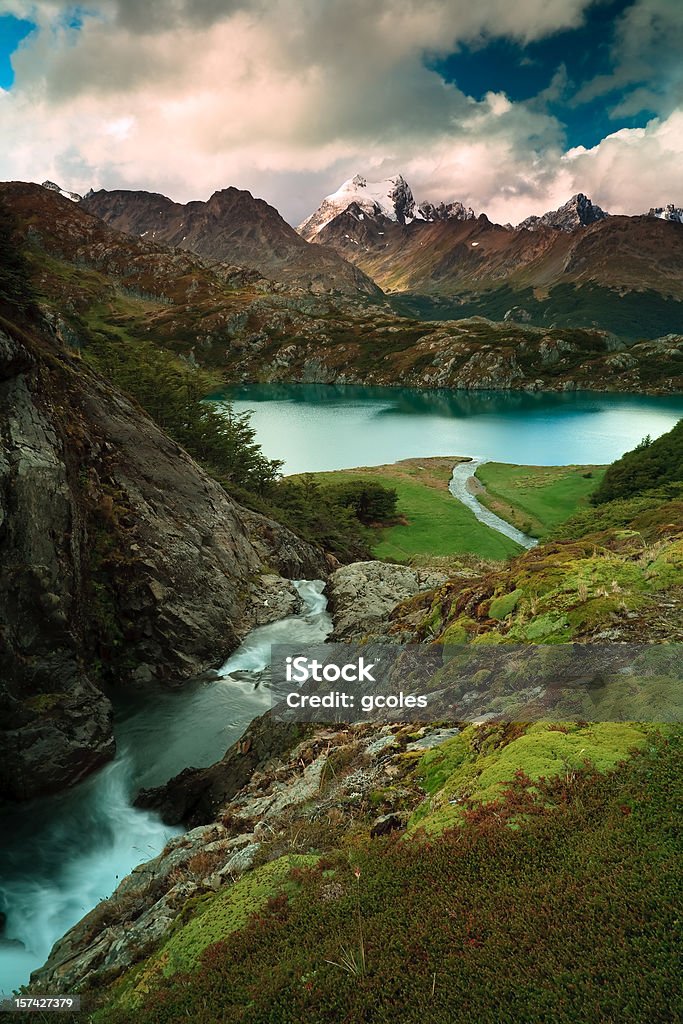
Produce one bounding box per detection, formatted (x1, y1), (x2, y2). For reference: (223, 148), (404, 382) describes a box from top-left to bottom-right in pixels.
(592, 420), (683, 505)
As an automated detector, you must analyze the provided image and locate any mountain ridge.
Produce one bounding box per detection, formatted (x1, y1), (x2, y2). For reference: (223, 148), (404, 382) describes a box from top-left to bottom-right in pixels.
(79, 185), (381, 297)
(6, 181), (681, 393)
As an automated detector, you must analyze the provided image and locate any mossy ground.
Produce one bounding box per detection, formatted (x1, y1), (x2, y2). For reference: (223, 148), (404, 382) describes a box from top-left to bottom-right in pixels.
(95, 730), (682, 1024)
(409, 722), (655, 834)
(99, 855), (320, 1015)
(420, 527), (683, 645)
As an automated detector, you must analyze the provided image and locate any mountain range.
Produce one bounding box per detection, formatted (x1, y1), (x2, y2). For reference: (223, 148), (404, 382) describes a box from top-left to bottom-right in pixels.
(79, 185), (379, 296)
(40, 173), (682, 339)
(296, 175), (683, 336)
(3, 181), (680, 397)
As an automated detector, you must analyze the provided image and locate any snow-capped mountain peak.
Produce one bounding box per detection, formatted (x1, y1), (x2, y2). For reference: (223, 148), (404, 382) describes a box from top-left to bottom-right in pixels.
(298, 173), (483, 239)
(41, 180), (83, 203)
(298, 173), (421, 238)
(648, 204), (683, 224)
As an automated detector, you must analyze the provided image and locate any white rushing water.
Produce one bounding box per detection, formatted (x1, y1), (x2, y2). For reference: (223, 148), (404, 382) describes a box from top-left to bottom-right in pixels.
(0, 755), (181, 999)
(449, 459), (538, 550)
(216, 579), (330, 680)
(0, 580), (331, 998)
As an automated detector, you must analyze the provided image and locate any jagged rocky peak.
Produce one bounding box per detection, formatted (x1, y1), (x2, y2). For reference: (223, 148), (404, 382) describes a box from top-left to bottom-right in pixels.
(41, 180), (82, 203)
(417, 199), (476, 223)
(298, 173), (479, 239)
(648, 204), (683, 224)
(298, 172), (419, 238)
(518, 193), (608, 232)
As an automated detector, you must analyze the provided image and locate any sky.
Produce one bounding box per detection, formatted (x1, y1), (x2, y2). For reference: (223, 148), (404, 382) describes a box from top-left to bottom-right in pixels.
(0, 0), (681, 226)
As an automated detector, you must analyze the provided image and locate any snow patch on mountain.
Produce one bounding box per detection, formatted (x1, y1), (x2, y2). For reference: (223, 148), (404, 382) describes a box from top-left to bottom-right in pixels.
(298, 174), (481, 239)
(648, 204), (683, 224)
(42, 180), (82, 203)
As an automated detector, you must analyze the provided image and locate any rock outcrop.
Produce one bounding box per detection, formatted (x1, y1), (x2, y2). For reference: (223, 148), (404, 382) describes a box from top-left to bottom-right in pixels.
(0, 317), (327, 800)
(517, 193), (608, 232)
(134, 711), (308, 827)
(326, 561), (449, 641)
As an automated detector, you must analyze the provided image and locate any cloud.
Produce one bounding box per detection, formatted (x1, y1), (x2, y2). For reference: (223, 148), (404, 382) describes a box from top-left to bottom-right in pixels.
(562, 111), (683, 213)
(0, 0), (680, 225)
(573, 0), (683, 118)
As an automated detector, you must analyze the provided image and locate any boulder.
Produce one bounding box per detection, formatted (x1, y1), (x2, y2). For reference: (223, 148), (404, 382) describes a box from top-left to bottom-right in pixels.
(327, 561), (449, 641)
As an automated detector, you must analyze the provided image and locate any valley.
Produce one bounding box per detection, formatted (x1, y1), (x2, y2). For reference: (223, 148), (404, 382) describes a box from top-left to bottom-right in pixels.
(3, 3), (683, 1019)
(0, 174), (681, 1020)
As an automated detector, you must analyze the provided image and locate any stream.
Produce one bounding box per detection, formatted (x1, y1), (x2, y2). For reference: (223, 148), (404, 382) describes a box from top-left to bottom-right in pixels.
(449, 459), (538, 549)
(0, 581), (331, 998)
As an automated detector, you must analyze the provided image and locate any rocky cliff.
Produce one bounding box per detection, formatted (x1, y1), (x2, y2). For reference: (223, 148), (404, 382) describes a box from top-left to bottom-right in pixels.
(0, 314), (327, 800)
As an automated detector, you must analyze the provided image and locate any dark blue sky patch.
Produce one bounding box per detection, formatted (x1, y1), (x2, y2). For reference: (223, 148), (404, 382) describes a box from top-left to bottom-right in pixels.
(431, 0), (651, 149)
(0, 15), (35, 89)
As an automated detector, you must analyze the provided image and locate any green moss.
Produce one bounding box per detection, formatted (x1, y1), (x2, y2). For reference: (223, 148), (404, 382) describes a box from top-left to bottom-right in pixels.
(410, 722), (651, 835)
(512, 612), (571, 642)
(440, 620), (472, 645)
(24, 692), (67, 712)
(416, 733), (471, 796)
(488, 589), (521, 619)
(104, 855), (320, 1015)
(644, 538), (683, 587)
(162, 855), (319, 976)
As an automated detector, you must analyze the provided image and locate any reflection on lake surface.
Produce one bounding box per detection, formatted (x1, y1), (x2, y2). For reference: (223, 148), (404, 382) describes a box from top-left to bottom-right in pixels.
(213, 384), (683, 473)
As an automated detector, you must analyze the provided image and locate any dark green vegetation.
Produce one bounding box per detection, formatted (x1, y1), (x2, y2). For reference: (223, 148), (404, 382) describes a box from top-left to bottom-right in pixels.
(592, 419), (683, 504)
(86, 329), (402, 562)
(391, 284), (683, 341)
(96, 730), (682, 1024)
(474, 462), (605, 539)
(86, 331), (282, 494)
(250, 475), (398, 561)
(0, 201), (35, 313)
(295, 459), (522, 561)
(325, 479), (398, 524)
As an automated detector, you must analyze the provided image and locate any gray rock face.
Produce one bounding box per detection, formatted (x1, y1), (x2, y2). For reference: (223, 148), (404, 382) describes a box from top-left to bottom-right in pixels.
(0, 322), (326, 799)
(417, 200), (476, 222)
(518, 193), (608, 232)
(134, 711), (307, 826)
(0, 343), (115, 798)
(327, 561), (449, 642)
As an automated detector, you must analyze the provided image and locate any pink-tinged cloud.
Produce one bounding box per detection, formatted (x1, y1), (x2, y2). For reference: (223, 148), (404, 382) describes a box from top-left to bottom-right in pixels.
(0, 0), (680, 224)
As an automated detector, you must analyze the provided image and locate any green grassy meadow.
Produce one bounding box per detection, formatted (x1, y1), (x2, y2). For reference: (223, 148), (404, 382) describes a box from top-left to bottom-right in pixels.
(474, 462), (606, 539)
(293, 458), (523, 561)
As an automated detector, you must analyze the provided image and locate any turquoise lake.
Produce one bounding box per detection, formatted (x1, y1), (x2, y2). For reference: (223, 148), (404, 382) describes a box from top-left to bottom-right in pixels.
(215, 385), (683, 472)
